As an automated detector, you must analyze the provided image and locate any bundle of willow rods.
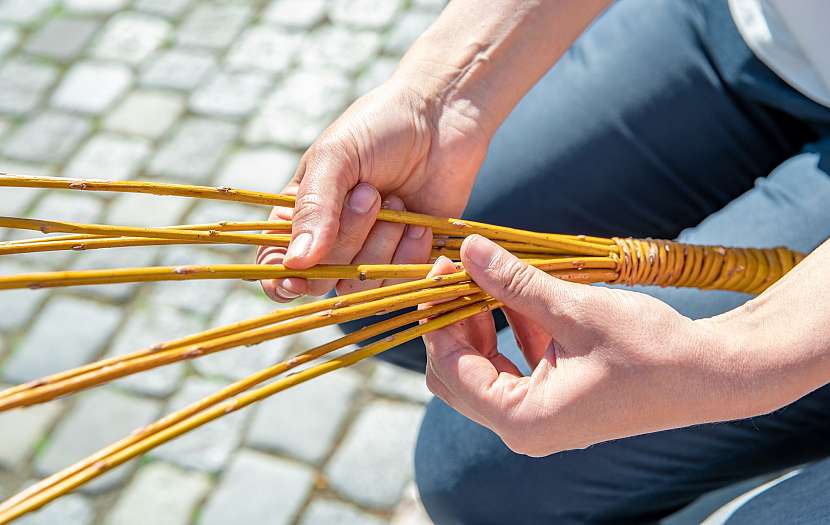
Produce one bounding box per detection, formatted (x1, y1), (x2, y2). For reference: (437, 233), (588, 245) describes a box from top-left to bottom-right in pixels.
(0, 173), (806, 523)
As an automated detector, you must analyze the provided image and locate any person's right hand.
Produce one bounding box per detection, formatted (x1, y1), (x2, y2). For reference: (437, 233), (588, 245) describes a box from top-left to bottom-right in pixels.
(258, 76), (494, 302)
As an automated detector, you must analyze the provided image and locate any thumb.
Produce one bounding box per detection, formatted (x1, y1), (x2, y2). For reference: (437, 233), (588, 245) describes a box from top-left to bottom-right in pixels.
(285, 143), (357, 269)
(461, 235), (603, 336)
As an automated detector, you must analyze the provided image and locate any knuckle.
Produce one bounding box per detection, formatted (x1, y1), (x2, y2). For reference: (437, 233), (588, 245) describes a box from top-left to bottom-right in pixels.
(496, 260), (538, 302)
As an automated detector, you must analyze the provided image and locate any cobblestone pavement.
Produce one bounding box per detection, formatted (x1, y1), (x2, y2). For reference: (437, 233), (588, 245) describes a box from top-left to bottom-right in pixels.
(0, 1), (444, 523)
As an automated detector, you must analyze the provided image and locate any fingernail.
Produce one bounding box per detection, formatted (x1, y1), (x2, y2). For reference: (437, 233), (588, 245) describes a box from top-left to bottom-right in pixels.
(348, 184), (378, 214)
(464, 235), (496, 269)
(406, 225), (426, 239)
(286, 232), (313, 261)
(276, 285), (301, 299)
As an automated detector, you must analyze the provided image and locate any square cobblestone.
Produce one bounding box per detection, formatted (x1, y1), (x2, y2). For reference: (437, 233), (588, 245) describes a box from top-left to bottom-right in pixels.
(199, 450), (314, 525)
(299, 498), (389, 525)
(65, 133), (151, 180)
(301, 26), (381, 74)
(226, 26), (301, 74)
(35, 389), (161, 493)
(151, 377), (249, 473)
(69, 246), (159, 302)
(325, 400), (425, 509)
(190, 70), (272, 119)
(264, 0), (328, 29)
(51, 61), (133, 115)
(176, 3), (252, 50)
(106, 192), (191, 227)
(14, 493), (93, 525)
(107, 304), (203, 396)
(104, 89), (184, 139)
(103, 462), (211, 525)
(24, 16), (99, 62)
(216, 147), (299, 194)
(247, 369), (361, 464)
(64, 0), (128, 14)
(147, 247), (236, 316)
(0, 261), (48, 331)
(331, 0), (404, 30)
(245, 68), (351, 148)
(193, 288), (296, 381)
(0, 25), (17, 58)
(92, 11), (170, 64)
(369, 362), (432, 404)
(385, 10), (434, 54)
(148, 117), (238, 182)
(134, 0), (192, 18)
(0, 172), (44, 220)
(2, 296), (122, 383)
(0, 58), (59, 116)
(0, 390), (63, 469)
(140, 48), (216, 91)
(1, 112), (91, 164)
(356, 56), (397, 95)
(0, 0), (54, 24)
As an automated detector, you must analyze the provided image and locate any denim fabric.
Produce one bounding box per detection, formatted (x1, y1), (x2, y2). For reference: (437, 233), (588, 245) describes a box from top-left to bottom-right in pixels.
(341, 0), (830, 522)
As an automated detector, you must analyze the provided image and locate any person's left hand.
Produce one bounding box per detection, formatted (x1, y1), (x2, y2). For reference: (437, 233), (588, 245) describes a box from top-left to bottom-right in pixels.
(422, 235), (775, 457)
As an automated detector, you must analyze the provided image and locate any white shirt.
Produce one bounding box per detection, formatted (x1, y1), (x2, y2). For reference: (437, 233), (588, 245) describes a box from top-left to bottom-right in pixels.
(730, 0), (830, 108)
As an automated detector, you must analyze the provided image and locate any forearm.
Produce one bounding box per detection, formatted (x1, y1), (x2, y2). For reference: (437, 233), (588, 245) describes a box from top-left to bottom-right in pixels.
(392, 0), (611, 136)
(710, 238), (830, 414)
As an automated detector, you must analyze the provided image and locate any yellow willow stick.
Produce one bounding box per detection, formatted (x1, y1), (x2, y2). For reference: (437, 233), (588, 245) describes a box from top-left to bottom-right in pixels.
(0, 217), (291, 248)
(0, 298), (499, 524)
(0, 237), (256, 256)
(4, 220), (293, 246)
(0, 281), (485, 411)
(0, 271), (472, 403)
(0, 258), (618, 290)
(0, 174), (614, 254)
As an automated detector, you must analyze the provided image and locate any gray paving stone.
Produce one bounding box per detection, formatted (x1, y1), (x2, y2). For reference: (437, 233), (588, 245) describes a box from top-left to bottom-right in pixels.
(0, 58), (59, 116)
(147, 247), (236, 317)
(0, 0), (54, 24)
(326, 400), (425, 509)
(0, 117), (8, 138)
(299, 498), (389, 525)
(92, 12), (171, 65)
(103, 462), (211, 525)
(216, 147), (299, 194)
(65, 133), (151, 180)
(0, 168), (45, 216)
(247, 369), (361, 464)
(51, 61), (132, 115)
(355, 56), (397, 95)
(264, 0), (328, 29)
(1, 112), (90, 164)
(24, 16), (99, 62)
(369, 362), (431, 404)
(176, 4), (252, 50)
(148, 117), (238, 182)
(15, 493), (93, 525)
(412, 0), (446, 11)
(0, 261), (48, 331)
(36, 389), (161, 493)
(151, 378), (249, 473)
(2, 296), (121, 383)
(227, 26), (301, 74)
(190, 70), (272, 119)
(193, 288), (296, 381)
(106, 192), (191, 227)
(104, 89), (185, 139)
(330, 0), (404, 30)
(0, 25), (17, 58)
(140, 48), (216, 91)
(200, 450), (314, 525)
(0, 390), (63, 469)
(69, 245), (159, 302)
(385, 10), (434, 54)
(391, 482), (433, 525)
(134, 0), (192, 18)
(245, 68), (351, 148)
(64, 0), (128, 14)
(301, 26), (382, 74)
(107, 304), (203, 396)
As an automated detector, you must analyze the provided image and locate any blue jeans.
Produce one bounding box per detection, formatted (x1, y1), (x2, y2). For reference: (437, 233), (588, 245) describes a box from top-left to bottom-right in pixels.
(343, 0), (830, 522)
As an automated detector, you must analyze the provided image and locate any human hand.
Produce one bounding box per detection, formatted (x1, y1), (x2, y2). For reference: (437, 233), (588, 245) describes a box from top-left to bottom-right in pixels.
(422, 235), (771, 457)
(258, 77), (491, 302)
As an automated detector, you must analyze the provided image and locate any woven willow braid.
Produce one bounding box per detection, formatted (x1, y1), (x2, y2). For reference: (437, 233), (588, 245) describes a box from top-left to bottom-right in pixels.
(610, 238), (805, 294)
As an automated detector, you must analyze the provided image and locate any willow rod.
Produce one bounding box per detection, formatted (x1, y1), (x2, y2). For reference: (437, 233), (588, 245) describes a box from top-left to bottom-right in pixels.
(0, 174), (614, 254)
(0, 298), (498, 523)
(0, 271), (472, 403)
(0, 259), (618, 290)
